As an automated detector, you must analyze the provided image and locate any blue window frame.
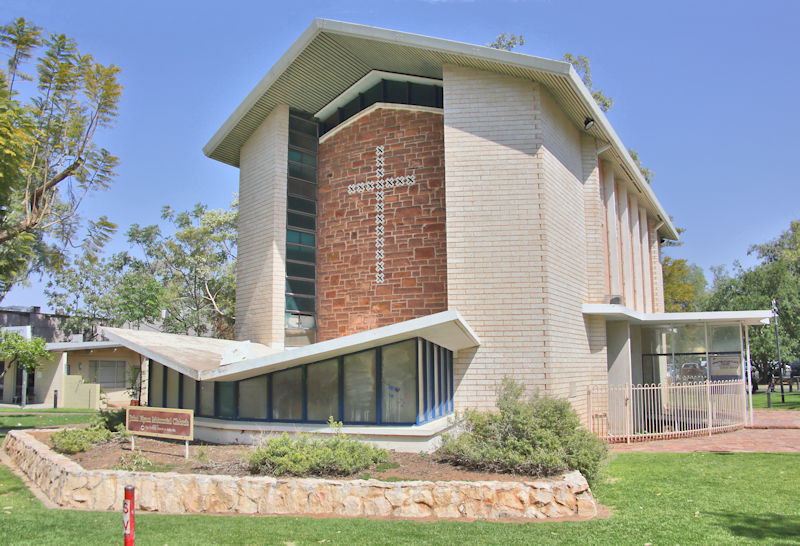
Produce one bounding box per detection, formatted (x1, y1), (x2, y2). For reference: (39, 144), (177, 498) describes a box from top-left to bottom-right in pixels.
(151, 337), (452, 426)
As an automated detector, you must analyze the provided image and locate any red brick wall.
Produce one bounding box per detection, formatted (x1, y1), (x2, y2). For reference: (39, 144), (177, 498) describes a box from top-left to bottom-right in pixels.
(316, 107), (447, 340)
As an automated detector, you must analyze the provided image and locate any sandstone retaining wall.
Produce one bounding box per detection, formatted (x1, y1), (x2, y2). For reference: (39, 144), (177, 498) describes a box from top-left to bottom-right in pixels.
(3, 430), (597, 520)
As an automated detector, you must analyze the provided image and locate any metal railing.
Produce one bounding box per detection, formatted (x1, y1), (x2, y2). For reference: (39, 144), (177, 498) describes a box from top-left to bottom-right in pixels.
(588, 379), (746, 443)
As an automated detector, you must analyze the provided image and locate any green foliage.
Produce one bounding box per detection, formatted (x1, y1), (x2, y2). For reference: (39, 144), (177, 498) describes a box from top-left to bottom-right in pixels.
(114, 450), (165, 472)
(45, 251), (164, 338)
(662, 256), (707, 312)
(487, 32), (525, 51)
(437, 379), (607, 481)
(127, 199), (237, 338)
(562, 52), (613, 112)
(703, 221), (800, 377)
(628, 147), (654, 184)
(90, 408), (126, 432)
(49, 407), (124, 454)
(0, 17), (122, 300)
(0, 331), (48, 372)
(247, 420), (388, 477)
(50, 424), (112, 454)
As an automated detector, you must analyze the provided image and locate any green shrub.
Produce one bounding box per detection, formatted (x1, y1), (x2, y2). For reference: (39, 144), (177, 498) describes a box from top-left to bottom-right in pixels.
(115, 451), (158, 472)
(436, 378), (608, 481)
(91, 408), (126, 432)
(50, 425), (113, 454)
(247, 420), (388, 477)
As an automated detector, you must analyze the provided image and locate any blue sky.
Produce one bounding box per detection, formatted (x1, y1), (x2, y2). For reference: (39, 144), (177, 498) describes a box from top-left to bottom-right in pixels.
(2, 0), (798, 310)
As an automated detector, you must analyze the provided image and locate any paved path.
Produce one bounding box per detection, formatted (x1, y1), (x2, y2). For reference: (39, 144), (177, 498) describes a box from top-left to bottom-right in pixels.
(612, 410), (800, 453)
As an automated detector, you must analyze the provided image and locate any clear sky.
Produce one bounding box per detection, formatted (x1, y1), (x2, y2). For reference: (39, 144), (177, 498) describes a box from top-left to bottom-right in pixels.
(2, 0), (798, 310)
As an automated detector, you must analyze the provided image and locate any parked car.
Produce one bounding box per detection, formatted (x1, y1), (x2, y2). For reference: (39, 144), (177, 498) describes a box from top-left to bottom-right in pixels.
(791, 361), (800, 378)
(679, 362), (706, 381)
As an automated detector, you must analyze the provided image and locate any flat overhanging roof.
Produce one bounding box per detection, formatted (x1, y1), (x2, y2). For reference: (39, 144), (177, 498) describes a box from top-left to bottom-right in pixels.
(203, 18), (678, 240)
(582, 304), (773, 326)
(46, 341), (122, 352)
(102, 310), (479, 382)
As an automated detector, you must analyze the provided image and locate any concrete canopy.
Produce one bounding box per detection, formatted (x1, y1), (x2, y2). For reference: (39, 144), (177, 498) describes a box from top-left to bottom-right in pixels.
(102, 310), (479, 382)
(582, 304), (774, 326)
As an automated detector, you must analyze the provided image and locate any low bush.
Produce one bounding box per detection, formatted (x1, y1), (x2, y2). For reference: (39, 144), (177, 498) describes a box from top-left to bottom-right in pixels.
(114, 451), (164, 472)
(91, 408), (126, 432)
(436, 378), (607, 481)
(247, 420), (388, 477)
(50, 425), (113, 455)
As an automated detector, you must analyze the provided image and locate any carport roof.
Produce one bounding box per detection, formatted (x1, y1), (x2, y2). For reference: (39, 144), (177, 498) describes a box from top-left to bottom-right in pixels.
(582, 304), (773, 326)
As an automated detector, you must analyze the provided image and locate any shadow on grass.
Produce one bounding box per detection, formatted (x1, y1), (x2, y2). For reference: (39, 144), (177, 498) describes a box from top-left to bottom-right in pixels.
(709, 511), (800, 540)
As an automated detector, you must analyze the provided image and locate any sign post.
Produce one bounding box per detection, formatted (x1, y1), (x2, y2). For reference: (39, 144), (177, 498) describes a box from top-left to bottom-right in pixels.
(125, 406), (194, 459)
(123, 485), (135, 546)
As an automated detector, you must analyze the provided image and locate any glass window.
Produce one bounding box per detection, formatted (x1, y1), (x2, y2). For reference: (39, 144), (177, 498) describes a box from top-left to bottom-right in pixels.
(287, 261), (314, 279)
(199, 382), (215, 417)
(286, 295), (315, 313)
(344, 350), (376, 422)
(362, 82), (382, 108)
(289, 130), (317, 151)
(340, 97), (360, 121)
(88, 360), (128, 389)
(288, 196), (316, 215)
(286, 244), (315, 263)
(288, 163), (316, 183)
(382, 341), (417, 423)
(181, 375), (196, 411)
(286, 278), (315, 295)
(238, 376), (268, 419)
(711, 325), (740, 353)
(288, 148), (316, 167)
(287, 229), (315, 247)
(166, 368), (180, 408)
(288, 178), (316, 199)
(217, 382), (236, 418)
(385, 80), (408, 103)
(287, 211), (315, 231)
(674, 326), (706, 354)
(272, 368), (303, 420)
(307, 359), (339, 421)
(149, 362), (164, 407)
(642, 327), (672, 355)
(290, 116), (317, 136)
(410, 83), (437, 107)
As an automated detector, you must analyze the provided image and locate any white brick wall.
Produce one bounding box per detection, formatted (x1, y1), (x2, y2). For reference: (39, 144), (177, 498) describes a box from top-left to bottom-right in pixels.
(444, 65), (547, 410)
(444, 66), (607, 419)
(235, 105), (289, 346)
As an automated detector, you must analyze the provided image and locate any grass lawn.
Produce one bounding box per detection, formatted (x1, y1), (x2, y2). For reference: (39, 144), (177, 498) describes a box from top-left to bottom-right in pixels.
(0, 450), (798, 544)
(0, 408), (99, 414)
(751, 391), (800, 410)
(0, 414), (94, 440)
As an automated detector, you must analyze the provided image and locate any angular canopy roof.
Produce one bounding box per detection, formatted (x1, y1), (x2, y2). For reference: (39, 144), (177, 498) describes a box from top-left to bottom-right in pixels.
(102, 310), (479, 382)
(203, 18), (678, 240)
(582, 304), (773, 326)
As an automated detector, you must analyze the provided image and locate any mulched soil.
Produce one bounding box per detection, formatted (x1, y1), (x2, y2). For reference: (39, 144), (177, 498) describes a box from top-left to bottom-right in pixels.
(30, 429), (544, 482)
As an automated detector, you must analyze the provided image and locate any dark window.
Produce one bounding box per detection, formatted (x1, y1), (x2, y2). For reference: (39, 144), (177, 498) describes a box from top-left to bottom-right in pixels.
(287, 211), (315, 231)
(286, 278), (315, 295)
(286, 261), (314, 279)
(288, 196), (316, 215)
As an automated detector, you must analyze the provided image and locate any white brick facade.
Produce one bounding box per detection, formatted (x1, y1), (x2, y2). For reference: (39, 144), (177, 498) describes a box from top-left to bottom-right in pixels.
(235, 105), (289, 346)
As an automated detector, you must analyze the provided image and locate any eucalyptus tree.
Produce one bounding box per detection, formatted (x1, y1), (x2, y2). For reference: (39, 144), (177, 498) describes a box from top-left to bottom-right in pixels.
(0, 17), (122, 299)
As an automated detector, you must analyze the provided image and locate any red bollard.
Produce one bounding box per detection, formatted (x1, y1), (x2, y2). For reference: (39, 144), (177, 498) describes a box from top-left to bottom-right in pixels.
(123, 485), (135, 545)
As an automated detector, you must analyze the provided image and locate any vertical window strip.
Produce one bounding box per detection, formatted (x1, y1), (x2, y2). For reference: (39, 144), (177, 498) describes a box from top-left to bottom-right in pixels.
(417, 339), (424, 424)
(427, 342), (436, 422)
(376, 347), (383, 425)
(448, 350), (454, 412)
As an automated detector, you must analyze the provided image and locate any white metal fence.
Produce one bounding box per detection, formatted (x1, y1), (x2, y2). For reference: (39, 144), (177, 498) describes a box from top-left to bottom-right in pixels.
(588, 380), (746, 443)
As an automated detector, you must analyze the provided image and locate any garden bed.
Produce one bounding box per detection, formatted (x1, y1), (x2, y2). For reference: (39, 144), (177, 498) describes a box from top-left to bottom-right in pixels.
(30, 429), (549, 482)
(5, 429), (598, 520)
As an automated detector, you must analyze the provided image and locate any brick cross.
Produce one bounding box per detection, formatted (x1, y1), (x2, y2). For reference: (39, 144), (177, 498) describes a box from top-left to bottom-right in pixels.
(347, 145), (416, 283)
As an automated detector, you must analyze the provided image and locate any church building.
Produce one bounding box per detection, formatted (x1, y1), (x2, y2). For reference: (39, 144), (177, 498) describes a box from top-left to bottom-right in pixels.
(103, 20), (769, 449)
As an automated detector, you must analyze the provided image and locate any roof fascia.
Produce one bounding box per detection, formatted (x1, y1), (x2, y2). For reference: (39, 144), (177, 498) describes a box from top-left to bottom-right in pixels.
(202, 18), (325, 159)
(100, 328), (201, 380)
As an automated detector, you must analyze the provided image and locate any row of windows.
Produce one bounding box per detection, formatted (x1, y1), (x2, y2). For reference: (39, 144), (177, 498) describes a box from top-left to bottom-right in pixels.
(148, 338), (454, 425)
(286, 112), (318, 335)
(319, 78), (444, 136)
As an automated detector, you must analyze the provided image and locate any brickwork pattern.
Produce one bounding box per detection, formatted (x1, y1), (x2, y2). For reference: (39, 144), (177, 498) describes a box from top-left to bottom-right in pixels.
(316, 107), (447, 340)
(236, 105), (289, 346)
(444, 65), (547, 410)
